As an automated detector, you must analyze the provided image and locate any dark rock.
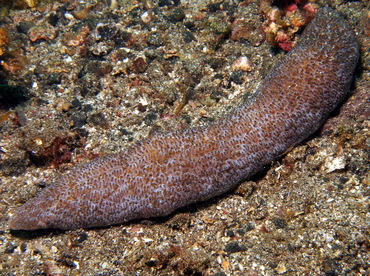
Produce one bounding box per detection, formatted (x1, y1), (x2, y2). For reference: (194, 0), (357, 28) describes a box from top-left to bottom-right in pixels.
(88, 112), (108, 127)
(71, 112), (87, 128)
(229, 70), (244, 85)
(224, 241), (247, 253)
(167, 8), (185, 22)
(273, 218), (287, 229)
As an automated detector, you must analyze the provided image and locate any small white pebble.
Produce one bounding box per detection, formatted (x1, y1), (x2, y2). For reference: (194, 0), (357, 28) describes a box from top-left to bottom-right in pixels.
(325, 156), (346, 173)
(142, 237), (154, 243)
(232, 56), (253, 72)
(141, 11), (153, 23)
(64, 13), (75, 20)
(64, 56), (73, 63)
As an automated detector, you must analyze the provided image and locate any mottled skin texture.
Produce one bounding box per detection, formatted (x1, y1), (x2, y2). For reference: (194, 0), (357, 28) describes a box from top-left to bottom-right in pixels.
(9, 8), (359, 230)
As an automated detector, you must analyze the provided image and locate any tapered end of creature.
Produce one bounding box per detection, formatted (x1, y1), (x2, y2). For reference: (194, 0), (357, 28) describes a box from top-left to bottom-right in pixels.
(9, 206), (49, 231)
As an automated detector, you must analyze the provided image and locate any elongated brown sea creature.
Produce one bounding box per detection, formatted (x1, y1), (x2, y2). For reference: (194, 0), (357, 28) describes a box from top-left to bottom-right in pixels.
(9, 8), (359, 230)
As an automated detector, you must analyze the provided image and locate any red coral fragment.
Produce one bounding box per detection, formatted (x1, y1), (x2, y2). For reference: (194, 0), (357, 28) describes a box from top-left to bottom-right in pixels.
(275, 31), (294, 51)
(28, 135), (85, 168)
(260, 0), (317, 51)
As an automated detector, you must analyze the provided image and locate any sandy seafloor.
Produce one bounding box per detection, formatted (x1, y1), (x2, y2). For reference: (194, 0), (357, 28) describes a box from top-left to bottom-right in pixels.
(0, 0), (369, 275)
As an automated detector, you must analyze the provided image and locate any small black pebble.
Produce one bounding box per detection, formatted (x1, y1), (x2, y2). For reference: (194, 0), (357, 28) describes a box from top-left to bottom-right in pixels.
(244, 222), (255, 232)
(184, 20), (196, 31)
(76, 128), (88, 138)
(224, 241), (247, 253)
(20, 243), (27, 252)
(47, 12), (59, 26)
(208, 3), (222, 12)
(236, 228), (245, 236)
(226, 230), (235, 237)
(273, 218), (287, 229)
(167, 8), (185, 22)
(183, 31), (195, 43)
(229, 70), (244, 85)
(83, 104), (94, 113)
(36, 181), (49, 188)
(4, 243), (17, 254)
(96, 24), (118, 41)
(71, 99), (82, 109)
(75, 232), (88, 243)
(16, 21), (35, 34)
(71, 112), (87, 128)
(112, 31), (132, 47)
(144, 112), (158, 125)
(158, 0), (180, 7)
(145, 259), (158, 267)
(46, 73), (62, 85)
(119, 128), (133, 136)
(88, 112), (108, 127)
